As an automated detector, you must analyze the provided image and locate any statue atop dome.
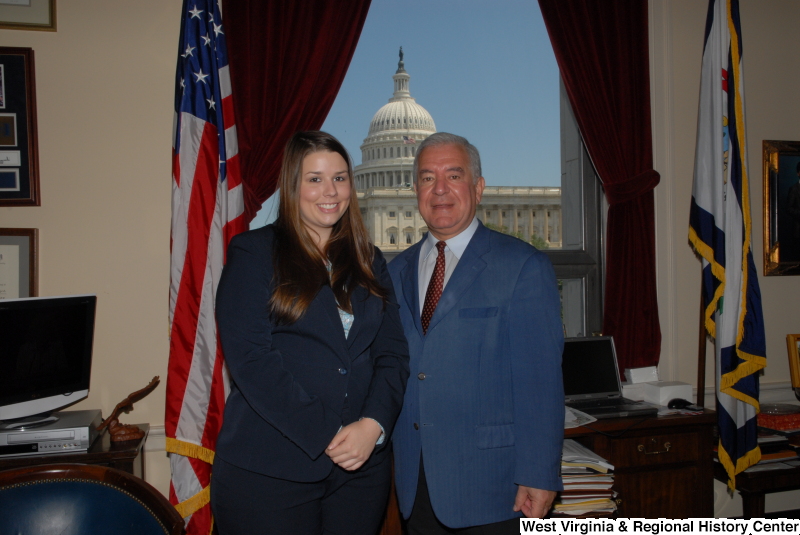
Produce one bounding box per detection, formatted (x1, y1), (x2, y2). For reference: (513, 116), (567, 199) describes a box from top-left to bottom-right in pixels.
(361, 50), (435, 137)
(397, 46), (406, 74)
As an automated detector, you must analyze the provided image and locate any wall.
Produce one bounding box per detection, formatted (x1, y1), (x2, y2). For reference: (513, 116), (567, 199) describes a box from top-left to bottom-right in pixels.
(1, 0), (798, 515)
(0, 0), (180, 496)
(651, 0), (800, 516)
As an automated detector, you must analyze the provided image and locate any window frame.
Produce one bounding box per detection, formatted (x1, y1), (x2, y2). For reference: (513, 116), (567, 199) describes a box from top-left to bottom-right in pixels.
(546, 147), (604, 338)
(546, 80), (604, 337)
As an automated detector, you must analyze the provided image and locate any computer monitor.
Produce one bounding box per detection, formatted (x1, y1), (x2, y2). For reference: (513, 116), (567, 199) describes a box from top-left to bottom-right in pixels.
(0, 295), (96, 423)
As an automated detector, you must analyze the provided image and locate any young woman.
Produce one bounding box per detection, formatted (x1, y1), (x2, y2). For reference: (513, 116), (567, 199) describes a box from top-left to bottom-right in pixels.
(211, 131), (410, 534)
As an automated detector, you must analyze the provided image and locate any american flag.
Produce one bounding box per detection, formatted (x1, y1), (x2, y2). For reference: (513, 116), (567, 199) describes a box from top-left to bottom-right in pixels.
(403, 135), (416, 144)
(166, 0), (245, 532)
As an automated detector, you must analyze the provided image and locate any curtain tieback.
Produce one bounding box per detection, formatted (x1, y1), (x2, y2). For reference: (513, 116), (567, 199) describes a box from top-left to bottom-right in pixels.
(604, 169), (660, 205)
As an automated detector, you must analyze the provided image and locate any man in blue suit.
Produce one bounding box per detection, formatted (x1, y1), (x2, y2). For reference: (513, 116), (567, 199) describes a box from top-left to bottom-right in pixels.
(388, 133), (564, 533)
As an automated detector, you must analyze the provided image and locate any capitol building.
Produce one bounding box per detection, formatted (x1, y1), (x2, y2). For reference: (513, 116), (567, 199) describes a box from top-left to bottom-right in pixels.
(355, 50), (562, 253)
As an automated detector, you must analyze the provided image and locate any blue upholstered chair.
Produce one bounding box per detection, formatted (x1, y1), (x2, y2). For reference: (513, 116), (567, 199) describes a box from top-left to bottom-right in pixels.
(0, 463), (185, 535)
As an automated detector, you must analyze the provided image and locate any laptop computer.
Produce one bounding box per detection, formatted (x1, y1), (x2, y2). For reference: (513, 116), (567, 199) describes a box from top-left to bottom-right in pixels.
(562, 336), (658, 419)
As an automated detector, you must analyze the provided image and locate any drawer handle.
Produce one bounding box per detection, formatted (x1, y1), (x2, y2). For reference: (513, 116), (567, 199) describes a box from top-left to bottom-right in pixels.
(637, 439), (671, 455)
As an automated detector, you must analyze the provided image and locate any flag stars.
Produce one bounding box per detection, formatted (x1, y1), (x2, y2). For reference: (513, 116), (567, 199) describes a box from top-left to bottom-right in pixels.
(213, 23), (223, 37)
(201, 35), (211, 47)
(188, 5), (203, 19)
(207, 96), (216, 110)
(194, 69), (209, 85)
(182, 44), (195, 58)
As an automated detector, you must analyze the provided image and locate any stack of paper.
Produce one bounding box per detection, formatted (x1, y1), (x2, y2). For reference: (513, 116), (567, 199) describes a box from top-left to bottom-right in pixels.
(741, 433), (800, 472)
(564, 406), (597, 429)
(553, 440), (617, 516)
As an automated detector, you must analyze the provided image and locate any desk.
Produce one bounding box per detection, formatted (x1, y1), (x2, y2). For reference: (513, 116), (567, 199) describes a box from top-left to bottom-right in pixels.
(376, 412), (716, 531)
(564, 410), (717, 518)
(0, 424), (148, 479)
(713, 460), (800, 518)
(566, 411), (716, 518)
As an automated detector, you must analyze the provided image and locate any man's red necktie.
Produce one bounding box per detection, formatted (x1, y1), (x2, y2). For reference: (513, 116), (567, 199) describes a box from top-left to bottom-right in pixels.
(421, 241), (446, 335)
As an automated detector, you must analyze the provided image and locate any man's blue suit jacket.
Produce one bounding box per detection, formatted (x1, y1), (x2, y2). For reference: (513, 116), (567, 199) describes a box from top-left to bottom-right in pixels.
(214, 225), (410, 482)
(388, 222), (564, 528)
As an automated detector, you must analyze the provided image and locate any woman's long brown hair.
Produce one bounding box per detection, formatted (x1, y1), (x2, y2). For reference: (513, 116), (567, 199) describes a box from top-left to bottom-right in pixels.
(270, 131), (388, 324)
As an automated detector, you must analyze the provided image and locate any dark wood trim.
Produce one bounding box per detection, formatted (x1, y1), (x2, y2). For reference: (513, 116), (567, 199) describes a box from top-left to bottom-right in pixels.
(567, 411), (716, 518)
(0, 423), (147, 478)
(0, 47), (40, 207)
(713, 460), (800, 519)
(0, 227), (38, 297)
(0, 461), (183, 535)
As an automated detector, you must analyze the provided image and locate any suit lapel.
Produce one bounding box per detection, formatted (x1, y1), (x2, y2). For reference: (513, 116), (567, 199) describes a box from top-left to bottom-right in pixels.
(345, 286), (367, 349)
(399, 242), (424, 338)
(319, 286), (351, 367)
(425, 223), (490, 334)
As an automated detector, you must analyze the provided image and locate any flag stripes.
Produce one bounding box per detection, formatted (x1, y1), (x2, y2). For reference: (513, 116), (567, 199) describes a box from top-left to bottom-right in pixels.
(166, 1), (244, 533)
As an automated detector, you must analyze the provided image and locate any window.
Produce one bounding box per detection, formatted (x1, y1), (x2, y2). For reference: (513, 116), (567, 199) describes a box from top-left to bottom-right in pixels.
(248, 3), (606, 336)
(406, 233), (413, 244)
(546, 80), (604, 338)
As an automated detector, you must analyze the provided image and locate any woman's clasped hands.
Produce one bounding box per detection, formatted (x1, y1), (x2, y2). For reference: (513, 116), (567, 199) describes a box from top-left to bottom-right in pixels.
(325, 418), (383, 471)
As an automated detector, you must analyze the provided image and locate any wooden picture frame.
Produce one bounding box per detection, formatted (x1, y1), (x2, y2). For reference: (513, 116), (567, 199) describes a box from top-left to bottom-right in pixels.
(763, 140), (800, 276)
(788, 334), (800, 394)
(0, 227), (37, 298)
(0, 0), (56, 32)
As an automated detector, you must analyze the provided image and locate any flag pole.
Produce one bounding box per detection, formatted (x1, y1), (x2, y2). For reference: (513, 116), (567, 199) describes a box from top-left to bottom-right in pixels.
(696, 276), (706, 408)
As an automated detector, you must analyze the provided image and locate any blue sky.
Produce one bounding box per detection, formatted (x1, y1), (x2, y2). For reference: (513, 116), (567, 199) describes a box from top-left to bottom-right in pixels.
(254, 0), (560, 226)
(322, 0), (560, 188)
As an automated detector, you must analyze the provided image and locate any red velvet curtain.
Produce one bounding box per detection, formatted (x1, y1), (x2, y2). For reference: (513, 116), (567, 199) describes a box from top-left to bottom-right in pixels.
(538, 0), (661, 372)
(222, 0), (372, 223)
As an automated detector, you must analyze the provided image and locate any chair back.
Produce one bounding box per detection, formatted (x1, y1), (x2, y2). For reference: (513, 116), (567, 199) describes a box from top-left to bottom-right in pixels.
(0, 463), (185, 535)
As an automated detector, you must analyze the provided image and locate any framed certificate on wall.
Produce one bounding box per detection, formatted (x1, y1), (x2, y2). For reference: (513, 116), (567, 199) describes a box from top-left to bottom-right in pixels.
(0, 0), (56, 32)
(0, 227), (37, 298)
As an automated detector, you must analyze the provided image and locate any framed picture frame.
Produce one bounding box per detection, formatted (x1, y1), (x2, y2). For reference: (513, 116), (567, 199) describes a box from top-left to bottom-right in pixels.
(0, 227), (37, 299)
(787, 334), (800, 396)
(0, 47), (39, 206)
(762, 140), (800, 276)
(0, 0), (56, 32)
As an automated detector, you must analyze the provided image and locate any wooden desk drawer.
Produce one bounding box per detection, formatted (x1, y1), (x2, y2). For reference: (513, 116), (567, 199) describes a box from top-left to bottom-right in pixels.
(610, 431), (700, 468)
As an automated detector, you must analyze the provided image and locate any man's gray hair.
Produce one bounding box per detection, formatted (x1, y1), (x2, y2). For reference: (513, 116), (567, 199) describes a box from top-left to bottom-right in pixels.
(413, 132), (482, 184)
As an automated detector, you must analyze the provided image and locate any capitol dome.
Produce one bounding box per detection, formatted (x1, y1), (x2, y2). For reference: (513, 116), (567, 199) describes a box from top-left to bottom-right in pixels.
(368, 100), (435, 136)
(355, 50), (563, 255)
(354, 49), (436, 190)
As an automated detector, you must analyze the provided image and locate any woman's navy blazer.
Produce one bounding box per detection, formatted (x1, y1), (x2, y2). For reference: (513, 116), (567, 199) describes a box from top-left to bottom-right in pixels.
(214, 225), (410, 482)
